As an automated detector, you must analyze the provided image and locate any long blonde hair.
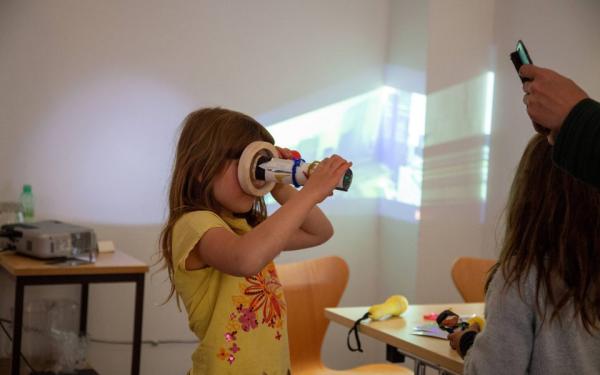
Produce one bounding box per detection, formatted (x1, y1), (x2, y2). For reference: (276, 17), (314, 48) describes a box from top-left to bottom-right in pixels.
(489, 134), (600, 331)
(159, 107), (274, 303)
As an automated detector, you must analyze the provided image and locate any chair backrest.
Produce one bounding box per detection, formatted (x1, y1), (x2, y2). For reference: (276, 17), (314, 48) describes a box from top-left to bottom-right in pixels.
(451, 257), (496, 302)
(276, 256), (349, 371)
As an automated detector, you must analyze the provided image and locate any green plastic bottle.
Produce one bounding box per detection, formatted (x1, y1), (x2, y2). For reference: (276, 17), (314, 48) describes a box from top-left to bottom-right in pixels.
(20, 184), (34, 222)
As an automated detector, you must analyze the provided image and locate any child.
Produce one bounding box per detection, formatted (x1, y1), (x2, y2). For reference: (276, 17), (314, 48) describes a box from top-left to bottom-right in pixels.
(159, 107), (351, 375)
(449, 134), (600, 374)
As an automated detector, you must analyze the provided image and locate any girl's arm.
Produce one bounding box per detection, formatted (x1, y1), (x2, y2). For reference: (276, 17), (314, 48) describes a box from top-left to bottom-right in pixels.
(462, 271), (535, 375)
(270, 183), (334, 250)
(189, 156), (351, 277)
(267, 146), (334, 250)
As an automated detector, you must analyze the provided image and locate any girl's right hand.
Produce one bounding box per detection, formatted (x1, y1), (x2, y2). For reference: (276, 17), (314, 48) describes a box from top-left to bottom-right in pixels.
(300, 155), (352, 204)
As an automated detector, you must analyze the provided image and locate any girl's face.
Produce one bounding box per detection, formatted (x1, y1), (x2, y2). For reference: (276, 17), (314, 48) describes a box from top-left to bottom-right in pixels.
(212, 159), (256, 214)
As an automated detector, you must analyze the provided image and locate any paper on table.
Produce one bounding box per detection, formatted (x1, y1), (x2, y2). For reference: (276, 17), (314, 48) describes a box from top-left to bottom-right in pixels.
(412, 323), (448, 339)
(412, 314), (478, 340)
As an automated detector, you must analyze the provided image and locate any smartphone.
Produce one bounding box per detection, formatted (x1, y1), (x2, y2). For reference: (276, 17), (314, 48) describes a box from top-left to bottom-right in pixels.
(510, 40), (533, 82)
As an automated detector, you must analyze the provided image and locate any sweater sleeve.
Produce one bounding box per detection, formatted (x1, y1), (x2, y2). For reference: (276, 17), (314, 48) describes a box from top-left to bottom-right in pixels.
(553, 98), (600, 188)
(463, 270), (536, 375)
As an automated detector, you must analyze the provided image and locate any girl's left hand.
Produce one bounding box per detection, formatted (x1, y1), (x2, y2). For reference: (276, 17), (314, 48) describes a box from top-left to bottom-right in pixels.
(276, 146), (301, 160)
(448, 323), (481, 357)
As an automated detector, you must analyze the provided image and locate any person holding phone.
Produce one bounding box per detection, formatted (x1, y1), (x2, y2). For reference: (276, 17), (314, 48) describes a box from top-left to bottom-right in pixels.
(519, 64), (600, 188)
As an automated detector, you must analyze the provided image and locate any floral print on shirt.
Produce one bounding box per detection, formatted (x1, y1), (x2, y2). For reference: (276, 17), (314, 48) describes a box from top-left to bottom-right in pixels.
(217, 263), (286, 366)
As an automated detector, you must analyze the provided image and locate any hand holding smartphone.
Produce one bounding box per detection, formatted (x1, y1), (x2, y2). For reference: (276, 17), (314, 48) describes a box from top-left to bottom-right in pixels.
(510, 40), (550, 135)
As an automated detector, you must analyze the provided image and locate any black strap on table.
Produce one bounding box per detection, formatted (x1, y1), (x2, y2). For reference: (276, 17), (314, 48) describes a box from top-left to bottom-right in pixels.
(346, 312), (370, 352)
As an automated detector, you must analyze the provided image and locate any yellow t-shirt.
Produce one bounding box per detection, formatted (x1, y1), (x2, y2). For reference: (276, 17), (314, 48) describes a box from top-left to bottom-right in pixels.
(172, 210), (291, 375)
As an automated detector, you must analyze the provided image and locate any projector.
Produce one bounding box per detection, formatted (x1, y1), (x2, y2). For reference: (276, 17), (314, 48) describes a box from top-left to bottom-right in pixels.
(1, 220), (98, 261)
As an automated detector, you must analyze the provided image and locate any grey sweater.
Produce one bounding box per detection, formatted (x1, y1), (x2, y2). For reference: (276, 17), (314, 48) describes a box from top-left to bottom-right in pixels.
(464, 268), (600, 375)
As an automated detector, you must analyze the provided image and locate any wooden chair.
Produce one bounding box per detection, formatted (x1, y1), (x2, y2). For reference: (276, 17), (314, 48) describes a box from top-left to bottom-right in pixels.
(277, 256), (412, 374)
(450, 257), (497, 303)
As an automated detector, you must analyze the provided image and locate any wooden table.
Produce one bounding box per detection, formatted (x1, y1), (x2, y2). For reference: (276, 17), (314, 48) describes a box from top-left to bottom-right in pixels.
(0, 250), (149, 375)
(325, 303), (484, 375)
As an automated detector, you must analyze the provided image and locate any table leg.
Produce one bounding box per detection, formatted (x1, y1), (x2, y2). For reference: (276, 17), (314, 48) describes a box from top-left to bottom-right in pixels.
(131, 274), (145, 375)
(386, 344), (406, 363)
(80, 282), (89, 335)
(414, 359), (426, 375)
(11, 278), (24, 375)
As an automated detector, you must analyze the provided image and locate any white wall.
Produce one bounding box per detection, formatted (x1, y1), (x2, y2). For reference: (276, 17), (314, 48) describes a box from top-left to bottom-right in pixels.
(483, 0), (600, 258)
(378, 0), (429, 305)
(414, 0), (600, 304)
(0, 1), (391, 373)
(415, 0), (496, 303)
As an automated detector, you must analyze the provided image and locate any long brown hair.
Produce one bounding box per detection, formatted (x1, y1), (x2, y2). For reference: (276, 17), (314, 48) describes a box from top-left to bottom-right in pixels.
(489, 133), (600, 331)
(158, 107), (274, 303)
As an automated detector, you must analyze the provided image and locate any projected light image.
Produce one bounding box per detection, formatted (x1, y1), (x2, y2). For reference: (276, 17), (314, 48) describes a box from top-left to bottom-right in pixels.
(265, 86), (426, 222)
(265, 72), (494, 223)
(421, 71), (495, 221)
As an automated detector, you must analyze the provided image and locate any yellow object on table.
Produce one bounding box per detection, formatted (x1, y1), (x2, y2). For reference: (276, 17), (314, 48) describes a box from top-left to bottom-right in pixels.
(369, 295), (409, 320)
